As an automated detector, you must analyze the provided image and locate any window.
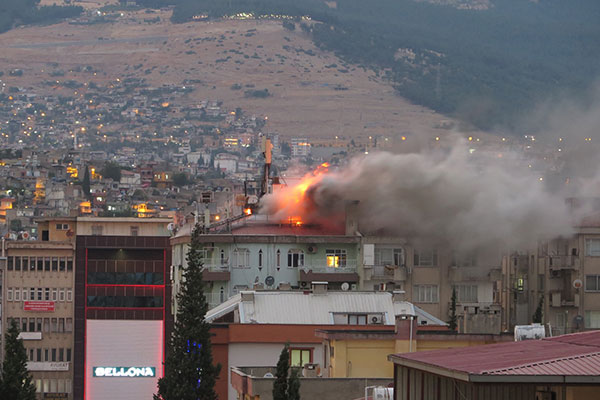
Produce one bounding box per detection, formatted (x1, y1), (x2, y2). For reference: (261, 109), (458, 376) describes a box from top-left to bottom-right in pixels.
(29, 349), (34, 361)
(290, 348), (312, 367)
(38, 288), (43, 300)
(59, 289), (65, 302)
(413, 249), (438, 266)
(258, 249), (263, 267)
(22, 318), (27, 332)
(45, 288), (50, 301)
(51, 257), (58, 271)
(23, 257), (29, 271)
(414, 285), (439, 303)
(58, 318), (65, 333)
(586, 239), (600, 256)
(7, 288), (13, 301)
(37, 318), (42, 332)
(37, 349), (42, 362)
(59, 258), (66, 271)
(29, 257), (36, 271)
(287, 249), (304, 268)
(15, 256), (22, 271)
(87, 295), (163, 308)
(374, 247), (404, 266)
(23, 288), (28, 301)
(67, 289), (73, 302)
(66, 348), (72, 362)
(52, 289), (58, 301)
(585, 311), (600, 328)
(232, 248), (250, 268)
(348, 314), (368, 325)
(44, 257), (50, 271)
(56, 223), (69, 230)
(276, 249), (281, 267)
(326, 249), (347, 268)
(67, 257), (73, 271)
(130, 226), (139, 236)
(43, 318), (50, 333)
(51, 318), (58, 333)
(586, 275), (600, 292)
(66, 318), (73, 332)
(37, 257), (44, 271)
(30, 288), (35, 300)
(44, 348), (49, 362)
(7, 256), (13, 270)
(59, 348), (64, 362)
(29, 318), (35, 332)
(454, 285), (478, 303)
(15, 289), (20, 301)
(91, 225), (103, 236)
(51, 348), (57, 362)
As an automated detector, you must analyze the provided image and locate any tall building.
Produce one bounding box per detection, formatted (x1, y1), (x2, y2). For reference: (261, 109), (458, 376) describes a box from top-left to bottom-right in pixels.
(1, 227), (75, 398)
(72, 217), (172, 400)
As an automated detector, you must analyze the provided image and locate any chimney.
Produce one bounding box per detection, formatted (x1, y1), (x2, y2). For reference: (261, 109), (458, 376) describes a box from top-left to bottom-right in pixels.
(395, 314), (418, 353)
(311, 281), (328, 295)
(344, 200), (360, 235)
(392, 290), (406, 302)
(278, 282), (292, 291)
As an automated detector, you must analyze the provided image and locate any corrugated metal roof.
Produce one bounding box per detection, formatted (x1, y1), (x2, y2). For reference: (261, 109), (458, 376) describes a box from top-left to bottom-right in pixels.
(391, 329), (600, 377)
(206, 291), (447, 326)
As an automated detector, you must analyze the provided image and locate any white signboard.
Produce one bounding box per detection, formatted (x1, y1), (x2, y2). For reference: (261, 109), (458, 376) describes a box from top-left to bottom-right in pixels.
(27, 362), (69, 371)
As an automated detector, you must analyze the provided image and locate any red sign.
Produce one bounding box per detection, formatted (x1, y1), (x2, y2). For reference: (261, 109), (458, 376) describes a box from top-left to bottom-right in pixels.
(24, 301), (55, 312)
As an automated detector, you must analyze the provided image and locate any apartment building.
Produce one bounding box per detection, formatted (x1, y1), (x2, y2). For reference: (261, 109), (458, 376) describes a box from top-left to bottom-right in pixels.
(501, 218), (600, 335)
(172, 214), (503, 333)
(1, 239), (75, 399)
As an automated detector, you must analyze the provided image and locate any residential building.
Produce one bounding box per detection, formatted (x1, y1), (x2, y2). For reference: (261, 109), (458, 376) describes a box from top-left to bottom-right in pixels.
(291, 138), (310, 157)
(388, 330), (600, 400)
(1, 239), (75, 399)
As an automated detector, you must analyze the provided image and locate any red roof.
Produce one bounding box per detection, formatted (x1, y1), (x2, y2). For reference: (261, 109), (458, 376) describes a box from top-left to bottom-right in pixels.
(390, 330), (600, 378)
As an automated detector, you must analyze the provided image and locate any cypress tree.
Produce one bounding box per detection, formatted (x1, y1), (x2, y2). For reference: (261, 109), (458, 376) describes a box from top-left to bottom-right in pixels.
(287, 367), (301, 400)
(533, 296), (544, 324)
(0, 320), (36, 400)
(273, 344), (289, 400)
(448, 287), (458, 331)
(154, 227), (221, 400)
(82, 165), (91, 200)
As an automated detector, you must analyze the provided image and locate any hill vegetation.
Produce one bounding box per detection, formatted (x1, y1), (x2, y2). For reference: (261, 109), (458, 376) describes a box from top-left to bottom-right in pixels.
(0, 0), (83, 34)
(138, 0), (600, 131)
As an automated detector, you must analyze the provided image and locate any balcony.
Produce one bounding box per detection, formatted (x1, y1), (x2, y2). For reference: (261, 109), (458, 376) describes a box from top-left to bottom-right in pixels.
(299, 259), (359, 283)
(550, 291), (579, 308)
(549, 255), (579, 271)
(448, 266), (500, 282)
(364, 264), (408, 281)
(201, 264), (231, 281)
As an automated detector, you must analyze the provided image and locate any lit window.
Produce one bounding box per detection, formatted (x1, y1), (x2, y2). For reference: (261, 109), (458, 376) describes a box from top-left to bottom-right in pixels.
(326, 249), (347, 268)
(290, 348), (312, 367)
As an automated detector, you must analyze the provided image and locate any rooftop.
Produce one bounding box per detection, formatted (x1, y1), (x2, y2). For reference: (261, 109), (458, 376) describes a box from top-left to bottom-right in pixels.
(389, 330), (600, 383)
(206, 290), (447, 326)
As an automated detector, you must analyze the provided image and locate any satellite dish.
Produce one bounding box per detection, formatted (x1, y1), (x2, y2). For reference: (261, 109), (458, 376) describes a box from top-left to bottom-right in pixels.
(265, 276), (275, 287)
(573, 279), (583, 289)
(21, 232), (30, 240)
(341, 282), (350, 291)
(167, 223), (175, 231)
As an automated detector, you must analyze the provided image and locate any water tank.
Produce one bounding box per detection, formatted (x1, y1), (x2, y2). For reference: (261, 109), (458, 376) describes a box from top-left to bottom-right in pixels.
(514, 323), (546, 341)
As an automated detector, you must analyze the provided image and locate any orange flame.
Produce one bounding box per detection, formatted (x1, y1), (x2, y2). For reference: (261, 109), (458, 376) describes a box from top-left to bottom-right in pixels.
(265, 163), (330, 225)
(244, 208), (252, 215)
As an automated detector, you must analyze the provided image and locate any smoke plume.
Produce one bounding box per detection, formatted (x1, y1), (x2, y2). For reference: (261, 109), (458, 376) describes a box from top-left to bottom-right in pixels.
(260, 138), (576, 252)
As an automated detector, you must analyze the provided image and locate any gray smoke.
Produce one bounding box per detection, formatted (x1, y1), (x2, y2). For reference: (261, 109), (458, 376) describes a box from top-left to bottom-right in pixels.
(262, 138), (575, 252)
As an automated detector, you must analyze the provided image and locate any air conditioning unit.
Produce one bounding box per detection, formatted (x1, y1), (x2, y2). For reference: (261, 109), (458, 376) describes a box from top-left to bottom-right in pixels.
(550, 269), (561, 278)
(307, 245), (318, 254)
(300, 281), (308, 288)
(369, 314), (383, 324)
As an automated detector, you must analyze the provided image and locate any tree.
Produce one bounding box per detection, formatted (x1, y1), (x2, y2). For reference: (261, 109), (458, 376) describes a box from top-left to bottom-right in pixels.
(155, 227), (221, 400)
(287, 367), (301, 400)
(448, 287), (458, 331)
(0, 320), (36, 400)
(101, 161), (121, 181)
(82, 165), (91, 200)
(173, 172), (189, 187)
(533, 296), (544, 324)
(273, 344), (289, 400)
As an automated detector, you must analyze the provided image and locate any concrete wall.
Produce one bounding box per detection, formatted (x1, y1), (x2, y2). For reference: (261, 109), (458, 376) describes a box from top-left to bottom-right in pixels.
(228, 343), (324, 400)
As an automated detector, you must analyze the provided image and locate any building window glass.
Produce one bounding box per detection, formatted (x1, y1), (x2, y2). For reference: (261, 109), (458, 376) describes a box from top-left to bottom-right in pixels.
(67, 289), (73, 302)
(258, 249), (263, 267)
(66, 318), (73, 332)
(37, 318), (42, 332)
(22, 318), (27, 332)
(326, 249), (347, 268)
(290, 348), (312, 367)
(276, 249), (281, 267)
(586, 239), (600, 256)
(413, 249), (438, 267)
(348, 314), (368, 325)
(7, 256), (13, 270)
(51, 257), (58, 271)
(232, 248), (250, 268)
(15, 256), (21, 271)
(414, 285), (439, 303)
(51, 348), (56, 362)
(87, 295), (164, 308)
(374, 248), (404, 266)
(454, 285), (478, 303)
(66, 348), (72, 362)
(15, 289), (20, 301)
(287, 249), (304, 268)
(586, 275), (600, 292)
(44, 257), (50, 271)
(38, 288), (43, 300)
(585, 311), (600, 328)
(29, 257), (36, 271)
(59, 289), (65, 302)
(67, 257), (73, 271)
(52, 289), (58, 302)
(37, 257), (44, 271)
(45, 288), (50, 301)
(7, 288), (13, 301)
(59, 258), (66, 271)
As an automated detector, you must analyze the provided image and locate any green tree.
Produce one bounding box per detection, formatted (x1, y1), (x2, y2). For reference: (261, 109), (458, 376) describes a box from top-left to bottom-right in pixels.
(155, 227), (221, 400)
(82, 165), (91, 200)
(273, 344), (289, 400)
(173, 172), (189, 187)
(287, 367), (301, 400)
(448, 287), (457, 331)
(0, 320), (36, 400)
(101, 161), (122, 181)
(533, 296), (544, 324)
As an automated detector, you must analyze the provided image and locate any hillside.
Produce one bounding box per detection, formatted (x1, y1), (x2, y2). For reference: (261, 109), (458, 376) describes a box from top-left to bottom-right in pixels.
(0, 7), (477, 144)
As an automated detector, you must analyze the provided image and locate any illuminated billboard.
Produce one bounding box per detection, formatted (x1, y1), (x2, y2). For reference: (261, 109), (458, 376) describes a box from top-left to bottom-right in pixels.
(85, 320), (163, 400)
